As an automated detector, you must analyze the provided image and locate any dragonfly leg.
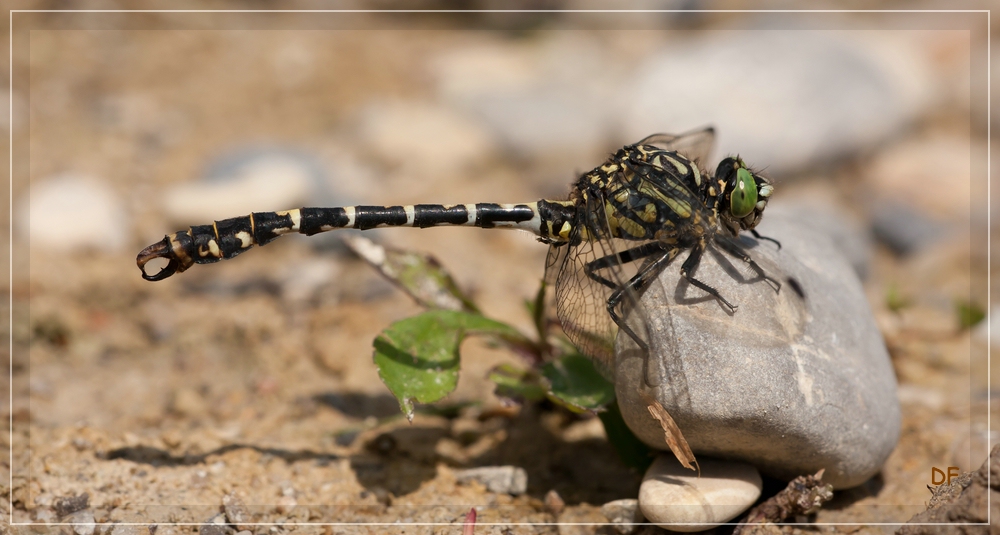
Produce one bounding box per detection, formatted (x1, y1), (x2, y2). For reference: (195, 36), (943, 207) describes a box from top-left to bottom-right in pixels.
(681, 243), (738, 312)
(714, 236), (782, 293)
(605, 246), (681, 351)
(751, 229), (781, 250)
(583, 242), (667, 291)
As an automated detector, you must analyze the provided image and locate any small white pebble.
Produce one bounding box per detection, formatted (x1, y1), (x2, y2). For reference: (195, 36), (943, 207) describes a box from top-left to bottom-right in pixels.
(639, 454), (761, 532)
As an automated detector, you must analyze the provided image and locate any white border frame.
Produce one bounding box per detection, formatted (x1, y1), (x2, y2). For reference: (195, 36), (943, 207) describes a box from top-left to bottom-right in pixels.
(6, 7), (992, 530)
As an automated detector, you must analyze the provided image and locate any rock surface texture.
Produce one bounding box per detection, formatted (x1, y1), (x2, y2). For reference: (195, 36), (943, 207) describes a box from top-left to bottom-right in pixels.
(615, 206), (901, 490)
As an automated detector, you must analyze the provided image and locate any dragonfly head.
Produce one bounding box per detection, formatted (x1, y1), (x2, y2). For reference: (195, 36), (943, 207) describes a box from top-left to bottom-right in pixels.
(714, 156), (773, 235)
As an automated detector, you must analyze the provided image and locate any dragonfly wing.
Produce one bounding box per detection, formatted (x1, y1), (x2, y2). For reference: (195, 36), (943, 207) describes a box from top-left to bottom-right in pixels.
(636, 126), (716, 169)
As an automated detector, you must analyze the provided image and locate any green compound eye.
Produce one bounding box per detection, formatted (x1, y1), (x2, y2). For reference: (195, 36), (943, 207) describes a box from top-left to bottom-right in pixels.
(730, 167), (758, 218)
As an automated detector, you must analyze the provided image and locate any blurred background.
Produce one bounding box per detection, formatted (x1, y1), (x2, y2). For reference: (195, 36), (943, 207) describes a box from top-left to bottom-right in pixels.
(4, 5), (993, 530)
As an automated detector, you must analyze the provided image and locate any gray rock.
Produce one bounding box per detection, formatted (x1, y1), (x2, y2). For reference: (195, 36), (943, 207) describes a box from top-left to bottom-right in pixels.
(454, 466), (527, 495)
(429, 35), (620, 168)
(614, 206), (901, 489)
(638, 455), (762, 531)
(619, 32), (934, 175)
(870, 199), (950, 256)
(600, 499), (645, 535)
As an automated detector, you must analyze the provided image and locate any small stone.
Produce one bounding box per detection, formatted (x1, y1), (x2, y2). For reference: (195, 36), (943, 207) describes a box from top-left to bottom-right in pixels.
(199, 514), (228, 535)
(429, 36), (619, 169)
(66, 510), (96, 535)
(276, 495), (297, 514)
(871, 199), (950, 256)
(615, 207), (901, 490)
(33, 507), (56, 523)
(639, 455), (762, 531)
(163, 148), (323, 223)
(454, 466), (528, 496)
(544, 489), (565, 515)
(20, 174), (128, 252)
(170, 387), (206, 418)
(110, 524), (139, 535)
(358, 101), (495, 177)
(222, 493), (251, 530)
(54, 493), (90, 517)
(600, 499), (644, 535)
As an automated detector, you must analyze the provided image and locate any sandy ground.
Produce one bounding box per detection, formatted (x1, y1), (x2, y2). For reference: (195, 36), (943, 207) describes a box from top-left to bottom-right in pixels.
(4, 9), (994, 535)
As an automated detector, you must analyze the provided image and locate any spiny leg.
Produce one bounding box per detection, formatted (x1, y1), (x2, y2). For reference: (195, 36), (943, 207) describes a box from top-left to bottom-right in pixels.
(583, 242), (669, 291)
(681, 242), (738, 312)
(605, 245), (681, 351)
(714, 236), (782, 293)
(751, 229), (781, 250)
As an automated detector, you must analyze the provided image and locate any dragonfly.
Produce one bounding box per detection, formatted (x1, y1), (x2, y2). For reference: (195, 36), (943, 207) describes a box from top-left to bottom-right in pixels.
(137, 127), (779, 380)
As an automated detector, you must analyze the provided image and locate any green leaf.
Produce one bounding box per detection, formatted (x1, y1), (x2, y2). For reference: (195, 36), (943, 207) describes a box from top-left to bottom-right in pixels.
(598, 400), (654, 472)
(345, 235), (480, 313)
(373, 310), (523, 419)
(885, 283), (909, 313)
(542, 353), (615, 412)
(488, 364), (548, 403)
(956, 300), (985, 329)
(527, 279), (548, 344)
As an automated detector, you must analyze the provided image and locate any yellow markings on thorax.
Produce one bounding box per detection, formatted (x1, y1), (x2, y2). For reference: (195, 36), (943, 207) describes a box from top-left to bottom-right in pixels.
(615, 216), (646, 239)
(600, 162), (620, 174)
(636, 181), (691, 219)
(663, 196), (692, 219)
(558, 221), (573, 240)
(638, 203), (658, 223)
(653, 153), (689, 176)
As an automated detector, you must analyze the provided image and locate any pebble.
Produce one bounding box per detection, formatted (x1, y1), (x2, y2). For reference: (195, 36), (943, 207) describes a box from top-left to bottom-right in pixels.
(357, 100), (495, 177)
(866, 132), (972, 221)
(619, 32), (934, 175)
(428, 35), (620, 167)
(638, 455), (762, 531)
(20, 174), (129, 253)
(162, 148), (325, 223)
(600, 499), (645, 535)
(199, 514), (228, 535)
(615, 205), (901, 490)
(66, 509), (96, 535)
(110, 525), (139, 535)
(454, 466), (527, 495)
(544, 489), (566, 515)
(870, 199), (951, 256)
(222, 492), (252, 531)
(53, 492), (90, 517)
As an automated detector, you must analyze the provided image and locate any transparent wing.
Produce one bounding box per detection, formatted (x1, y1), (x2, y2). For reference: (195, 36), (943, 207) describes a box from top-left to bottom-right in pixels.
(636, 126), (715, 168)
(544, 192), (666, 381)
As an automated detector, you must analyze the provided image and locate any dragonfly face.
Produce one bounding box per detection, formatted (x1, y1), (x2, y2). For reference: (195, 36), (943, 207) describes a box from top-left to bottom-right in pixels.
(713, 157), (773, 237)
